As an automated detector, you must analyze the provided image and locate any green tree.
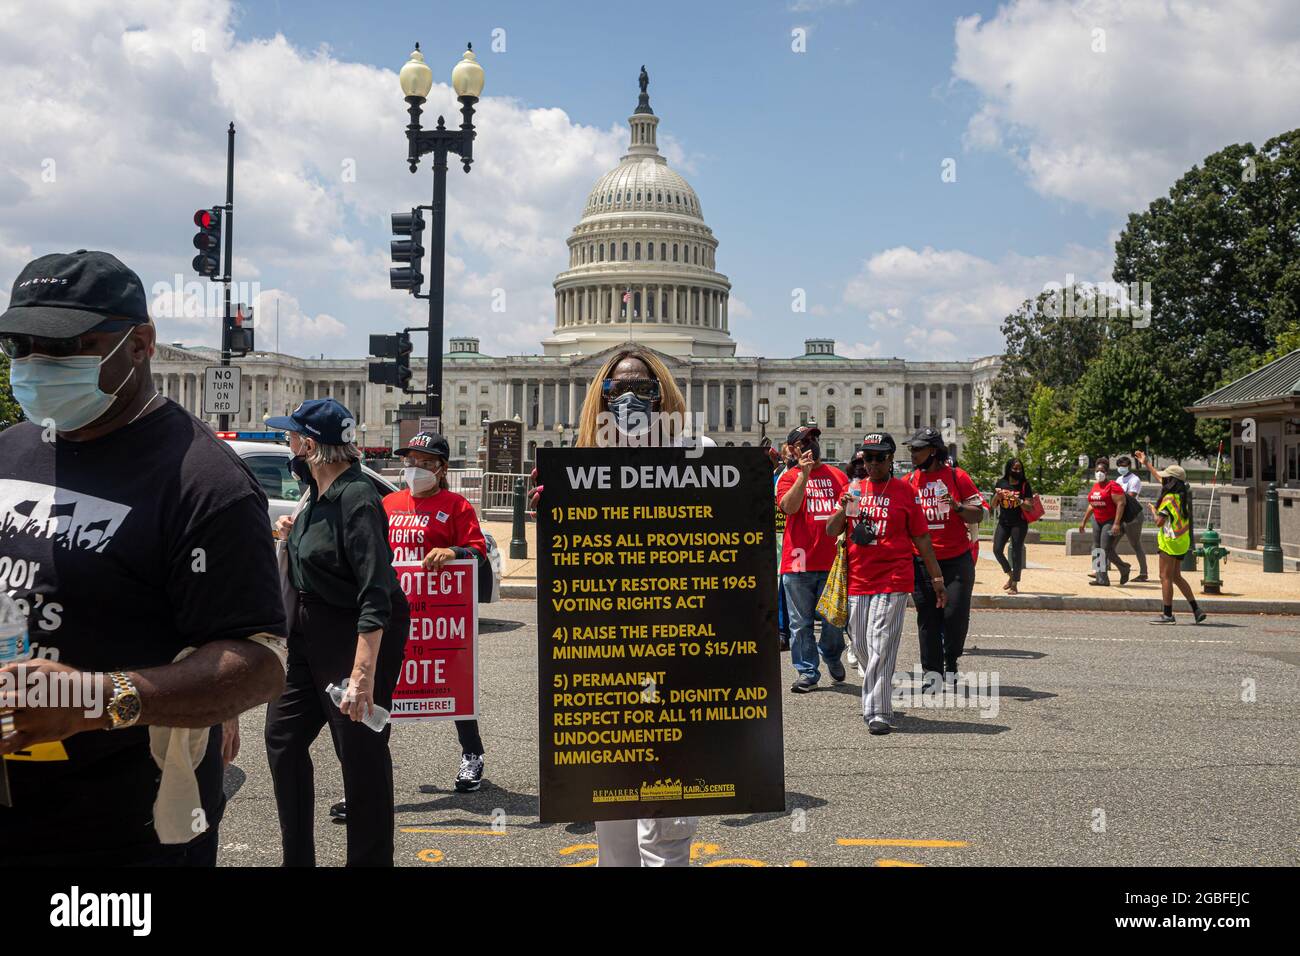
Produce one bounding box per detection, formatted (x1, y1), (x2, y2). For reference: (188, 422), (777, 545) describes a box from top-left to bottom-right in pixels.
(992, 286), (1122, 430)
(0, 352), (22, 431)
(1071, 336), (1195, 459)
(959, 391), (1002, 489)
(1020, 384), (1080, 495)
(1111, 128), (1300, 456)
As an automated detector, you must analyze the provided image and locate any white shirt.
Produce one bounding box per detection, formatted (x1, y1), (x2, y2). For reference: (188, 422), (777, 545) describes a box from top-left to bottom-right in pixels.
(1117, 471), (1141, 496)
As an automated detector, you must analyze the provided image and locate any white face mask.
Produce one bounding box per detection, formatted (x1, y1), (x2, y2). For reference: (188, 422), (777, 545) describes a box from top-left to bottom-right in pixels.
(1117, 466), (1130, 476)
(403, 466), (439, 494)
(1095, 470), (1107, 483)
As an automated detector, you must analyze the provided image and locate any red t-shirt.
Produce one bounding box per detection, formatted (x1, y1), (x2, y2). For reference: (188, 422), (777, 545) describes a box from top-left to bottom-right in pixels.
(1088, 481), (1125, 524)
(907, 466), (982, 560)
(777, 464), (849, 573)
(383, 487), (487, 563)
(845, 477), (927, 595)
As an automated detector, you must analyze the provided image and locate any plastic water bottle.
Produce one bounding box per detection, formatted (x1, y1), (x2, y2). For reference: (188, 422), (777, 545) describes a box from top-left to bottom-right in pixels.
(846, 482), (862, 517)
(326, 678), (390, 732)
(0, 593), (30, 665)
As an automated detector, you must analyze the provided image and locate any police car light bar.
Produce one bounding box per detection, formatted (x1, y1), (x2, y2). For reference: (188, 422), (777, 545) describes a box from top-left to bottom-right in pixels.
(216, 431), (284, 442)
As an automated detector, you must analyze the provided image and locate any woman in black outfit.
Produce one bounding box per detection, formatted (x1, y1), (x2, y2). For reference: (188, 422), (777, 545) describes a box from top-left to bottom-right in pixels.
(263, 398), (409, 867)
(991, 458), (1034, 594)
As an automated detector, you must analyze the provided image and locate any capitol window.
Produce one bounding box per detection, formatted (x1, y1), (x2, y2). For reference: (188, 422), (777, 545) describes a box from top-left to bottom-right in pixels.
(825, 406), (837, 428)
(854, 411), (863, 429)
(660, 243), (666, 259)
(637, 191), (642, 201)
(599, 245), (605, 261)
(673, 244), (679, 261)
(635, 242), (641, 260)
(657, 192), (663, 202)
(622, 242), (628, 259)
(648, 243), (654, 260)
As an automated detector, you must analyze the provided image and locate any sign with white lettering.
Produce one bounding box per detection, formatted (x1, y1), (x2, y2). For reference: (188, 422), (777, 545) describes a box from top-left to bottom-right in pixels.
(203, 365), (241, 415)
(391, 558), (478, 721)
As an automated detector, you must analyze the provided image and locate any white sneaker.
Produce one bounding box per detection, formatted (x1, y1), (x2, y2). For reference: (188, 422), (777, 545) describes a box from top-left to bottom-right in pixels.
(845, 644), (858, 666)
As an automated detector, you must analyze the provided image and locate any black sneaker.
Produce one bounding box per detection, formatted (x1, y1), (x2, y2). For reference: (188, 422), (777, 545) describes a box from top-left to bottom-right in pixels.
(1193, 608), (1207, 624)
(778, 633), (790, 652)
(329, 800), (347, 822)
(455, 753), (484, 792)
(1149, 614), (1176, 625)
(1119, 565), (1131, 585)
(1088, 579), (1110, 587)
(1134, 574), (1150, 582)
(790, 677), (818, 694)
(828, 659), (847, 683)
(866, 717), (891, 735)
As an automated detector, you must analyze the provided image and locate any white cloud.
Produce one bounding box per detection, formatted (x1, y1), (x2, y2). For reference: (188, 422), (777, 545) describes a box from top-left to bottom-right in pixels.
(0, 0), (628, 359)
(835, 340), (883, 358)
(952, 0), (1300, 212)
(841, 243), (1113, 359)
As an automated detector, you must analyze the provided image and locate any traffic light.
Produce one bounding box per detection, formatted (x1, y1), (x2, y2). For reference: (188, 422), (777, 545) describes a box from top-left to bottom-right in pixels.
(389, 209), (425, 295)
(228, 304), (254, 356)
(192, 208), (223, 278)
(367, 332), (413, 390)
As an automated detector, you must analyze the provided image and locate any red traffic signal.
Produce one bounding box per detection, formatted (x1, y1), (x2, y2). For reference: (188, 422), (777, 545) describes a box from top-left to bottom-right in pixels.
(192, 207), (223, 278)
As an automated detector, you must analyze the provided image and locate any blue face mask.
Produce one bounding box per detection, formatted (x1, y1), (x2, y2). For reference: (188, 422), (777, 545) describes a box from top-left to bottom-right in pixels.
(608, 391), (653, 436)
(10, 331), (135, 431)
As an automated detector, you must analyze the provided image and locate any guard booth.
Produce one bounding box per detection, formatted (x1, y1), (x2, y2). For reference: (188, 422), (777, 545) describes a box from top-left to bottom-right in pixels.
(1190, 348), (1300, 557)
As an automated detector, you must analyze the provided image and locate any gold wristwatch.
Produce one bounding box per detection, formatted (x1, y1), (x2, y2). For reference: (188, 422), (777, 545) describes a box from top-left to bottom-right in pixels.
(104, 671), (143, 730)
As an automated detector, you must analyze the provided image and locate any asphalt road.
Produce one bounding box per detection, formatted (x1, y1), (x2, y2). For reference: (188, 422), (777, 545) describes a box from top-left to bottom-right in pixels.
(218, 603), (1300, 867)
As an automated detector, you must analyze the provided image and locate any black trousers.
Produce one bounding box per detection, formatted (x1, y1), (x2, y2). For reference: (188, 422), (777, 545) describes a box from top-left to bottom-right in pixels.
(456, 720), (484, 756)
(265, 593), (407, 867)
(912, 551), (976, 675)
(993, 522), (1028, 582)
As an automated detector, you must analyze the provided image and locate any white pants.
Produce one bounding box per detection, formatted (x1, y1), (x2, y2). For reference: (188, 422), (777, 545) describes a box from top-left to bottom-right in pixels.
(596, 817), (697, 867)
(847, 592), (909, 721)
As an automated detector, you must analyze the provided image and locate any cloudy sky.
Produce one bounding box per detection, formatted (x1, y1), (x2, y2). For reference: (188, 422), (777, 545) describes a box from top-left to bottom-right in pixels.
(1, 0), (1296, 362)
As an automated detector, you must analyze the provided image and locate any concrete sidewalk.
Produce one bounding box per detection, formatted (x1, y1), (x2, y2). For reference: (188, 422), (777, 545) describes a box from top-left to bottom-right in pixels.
(483, 520), (1300, 614)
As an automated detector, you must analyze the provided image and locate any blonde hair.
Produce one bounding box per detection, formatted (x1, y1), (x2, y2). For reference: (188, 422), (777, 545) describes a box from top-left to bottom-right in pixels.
(576, 347), (687, 448)
(307, 441), (361, 467)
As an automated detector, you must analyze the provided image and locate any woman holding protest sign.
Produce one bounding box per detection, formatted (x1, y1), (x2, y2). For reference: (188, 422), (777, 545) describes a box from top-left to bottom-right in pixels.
(327, 430), (492, 826)
(827, 434), (946, 735)
(531, 346), (710, 866)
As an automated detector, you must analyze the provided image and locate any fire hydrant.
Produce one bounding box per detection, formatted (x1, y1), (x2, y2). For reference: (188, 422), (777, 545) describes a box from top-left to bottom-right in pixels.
(1196, 526), (1229, 594)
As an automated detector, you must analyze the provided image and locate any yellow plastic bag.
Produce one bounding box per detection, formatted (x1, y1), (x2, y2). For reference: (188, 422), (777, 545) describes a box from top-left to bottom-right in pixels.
(815, 536), (849, 629)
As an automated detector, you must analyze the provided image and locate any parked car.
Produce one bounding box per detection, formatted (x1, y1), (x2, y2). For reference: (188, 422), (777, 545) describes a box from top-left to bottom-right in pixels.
(226, 440), (501, 602)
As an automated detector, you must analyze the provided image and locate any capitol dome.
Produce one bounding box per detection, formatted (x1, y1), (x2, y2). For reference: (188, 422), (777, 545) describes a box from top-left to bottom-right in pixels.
(544, 68), (734, 359)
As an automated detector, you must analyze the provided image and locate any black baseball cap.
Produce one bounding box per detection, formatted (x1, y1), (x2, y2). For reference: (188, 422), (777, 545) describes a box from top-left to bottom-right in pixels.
(786, 424), (821, 446)
(266, 398), (355, 445)
(905, 426), (945, 450)
(395, 431), (450, 459)
(0, 251), (150, 337)
(860, 432), (896, 454)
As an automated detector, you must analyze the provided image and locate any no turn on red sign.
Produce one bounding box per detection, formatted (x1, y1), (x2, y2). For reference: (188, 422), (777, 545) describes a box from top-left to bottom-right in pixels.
(204, 365), (242, 415)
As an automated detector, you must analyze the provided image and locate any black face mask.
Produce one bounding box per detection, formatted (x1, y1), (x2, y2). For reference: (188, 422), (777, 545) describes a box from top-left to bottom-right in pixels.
(288, 454), (312, 484)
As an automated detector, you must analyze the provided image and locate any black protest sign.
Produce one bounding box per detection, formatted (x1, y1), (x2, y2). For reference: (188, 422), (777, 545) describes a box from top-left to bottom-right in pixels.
(536, 446), (784, 824)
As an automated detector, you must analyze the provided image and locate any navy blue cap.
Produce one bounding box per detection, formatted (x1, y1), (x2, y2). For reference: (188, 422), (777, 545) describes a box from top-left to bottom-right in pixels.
(0, 250), (150, 337)
(266, 397), (355, 445)
(905, 426), (945, 450)
(860, 432), (896, 454)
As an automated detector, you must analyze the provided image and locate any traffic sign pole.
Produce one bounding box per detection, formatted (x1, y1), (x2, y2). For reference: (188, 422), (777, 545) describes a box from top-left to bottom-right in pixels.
(219, 122), (235, 432)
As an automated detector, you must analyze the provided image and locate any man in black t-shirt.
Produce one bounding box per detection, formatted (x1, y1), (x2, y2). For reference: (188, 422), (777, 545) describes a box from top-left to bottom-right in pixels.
(0, 251), (287, 865)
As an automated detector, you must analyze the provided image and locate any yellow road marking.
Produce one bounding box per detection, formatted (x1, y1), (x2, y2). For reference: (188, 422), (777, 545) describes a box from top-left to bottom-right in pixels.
(416, 848), (444, 863)
(837, 838), (968, 848)
(703, 858), (766, 867)
(690, 841), (721, 860)
(560, 842), (599, 867)
(400, 827), (506, 836)
(875, 858), (923, 867)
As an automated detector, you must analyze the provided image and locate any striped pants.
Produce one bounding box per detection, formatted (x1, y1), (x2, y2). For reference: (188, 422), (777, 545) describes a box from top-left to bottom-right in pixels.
(847, 592), (909, 722)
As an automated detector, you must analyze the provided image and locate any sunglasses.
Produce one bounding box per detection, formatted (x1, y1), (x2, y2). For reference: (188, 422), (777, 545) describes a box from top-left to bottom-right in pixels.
(0, 319), (140, 360)
(601, 378), (660, 401)
(862, 452), (890, 463)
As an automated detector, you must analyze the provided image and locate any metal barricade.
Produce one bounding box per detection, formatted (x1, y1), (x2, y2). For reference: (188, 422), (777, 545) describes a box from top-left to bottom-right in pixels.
(481, 472), (536, 511)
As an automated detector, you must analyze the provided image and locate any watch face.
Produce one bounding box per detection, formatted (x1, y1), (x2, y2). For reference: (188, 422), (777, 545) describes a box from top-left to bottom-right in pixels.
(114, 692), (142, 727)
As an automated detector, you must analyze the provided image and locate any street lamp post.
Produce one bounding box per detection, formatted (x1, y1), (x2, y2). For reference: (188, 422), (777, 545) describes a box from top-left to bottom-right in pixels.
(399, 43), (485, 423)
(757, 397), (770, 442)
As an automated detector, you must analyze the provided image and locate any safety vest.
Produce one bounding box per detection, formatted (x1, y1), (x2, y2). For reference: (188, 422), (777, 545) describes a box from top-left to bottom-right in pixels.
(1157, 494), (1190, 547)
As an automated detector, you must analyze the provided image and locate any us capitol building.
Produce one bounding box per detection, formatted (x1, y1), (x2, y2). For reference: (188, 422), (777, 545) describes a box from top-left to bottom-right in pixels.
(152, 71), (1012, 465)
